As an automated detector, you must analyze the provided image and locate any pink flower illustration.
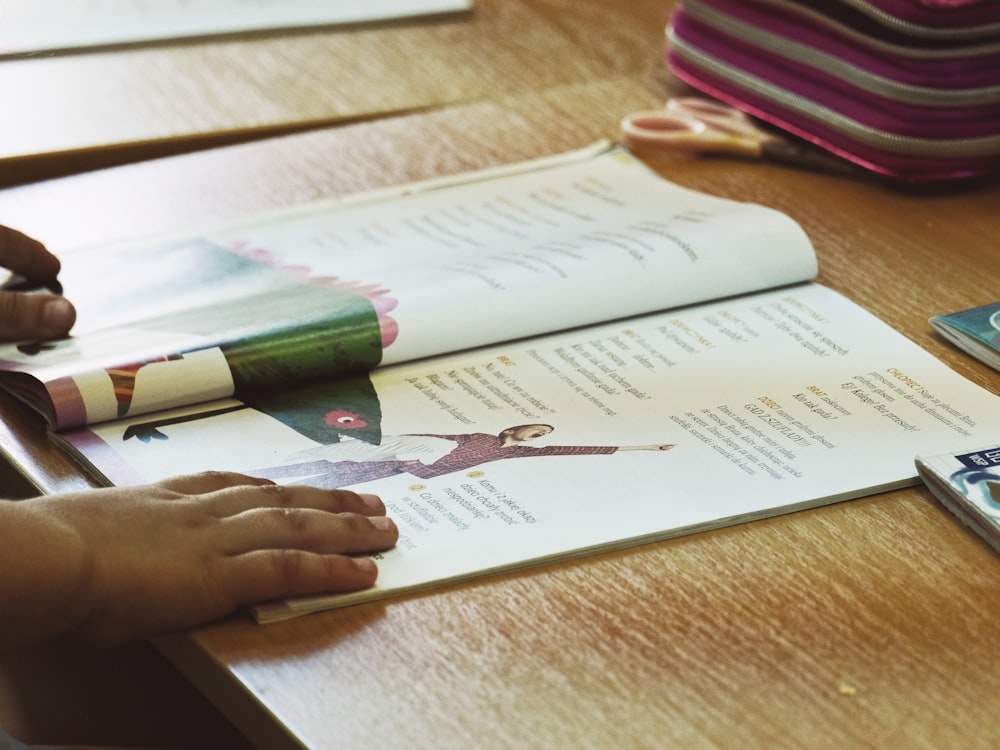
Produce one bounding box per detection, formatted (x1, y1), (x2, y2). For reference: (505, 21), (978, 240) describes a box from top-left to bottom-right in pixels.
(229, 242), (399, 348)
(324, 409), (367, 428)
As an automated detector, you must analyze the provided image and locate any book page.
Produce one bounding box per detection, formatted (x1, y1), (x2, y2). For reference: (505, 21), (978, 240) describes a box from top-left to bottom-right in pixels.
(195, 147), (817, 366)
(0, 146), (818, 428)
(61, 284), (1000, 620)
(0, 0), (472, 57)
(0, 240), (386, 427)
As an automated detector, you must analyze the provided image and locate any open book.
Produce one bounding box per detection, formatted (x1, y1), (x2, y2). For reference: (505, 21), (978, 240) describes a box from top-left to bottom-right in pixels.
(3, 144), (999, 622)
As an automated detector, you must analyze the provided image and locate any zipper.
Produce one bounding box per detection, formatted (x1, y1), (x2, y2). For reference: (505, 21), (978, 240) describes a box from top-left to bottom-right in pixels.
(683, 0), (1000, 106)
(839, 0), (1000, 40)
(686, 0), (1000, 54)
(669, 30), (1000, 157)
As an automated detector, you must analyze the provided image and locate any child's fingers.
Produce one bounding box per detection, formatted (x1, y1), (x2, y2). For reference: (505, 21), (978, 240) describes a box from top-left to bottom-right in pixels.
(219, 549), (381, 607)
(0, 225), (61, 278)
(190, 481), (387, 519)
(218, 508), (398, 556)
(0, 291), (75, 341)
(154, 471), (274, 495)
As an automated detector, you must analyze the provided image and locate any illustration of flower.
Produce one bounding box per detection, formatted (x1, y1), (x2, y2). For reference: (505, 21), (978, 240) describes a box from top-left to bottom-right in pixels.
(325, 409), (367, 428)
(229, 241), (399, 348)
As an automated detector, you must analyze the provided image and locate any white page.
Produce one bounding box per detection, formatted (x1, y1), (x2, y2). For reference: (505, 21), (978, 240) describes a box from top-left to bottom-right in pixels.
(196, 148), (816, 365)
(53, 147), (816, 363)
(0, 146), (818, 429)
(62, 284), (1000, 620)
(0, 0), (472, 56)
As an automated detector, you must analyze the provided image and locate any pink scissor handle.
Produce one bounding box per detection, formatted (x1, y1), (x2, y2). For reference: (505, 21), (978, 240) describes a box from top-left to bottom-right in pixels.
(619, 110), (710, 151)
(620, 103), (764, 157)
(665, 97), (762, 137)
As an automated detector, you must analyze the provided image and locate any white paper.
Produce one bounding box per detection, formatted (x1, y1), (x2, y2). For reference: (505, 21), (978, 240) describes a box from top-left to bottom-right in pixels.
(0, 146), (819, 430)
(0, 0), (472, 56)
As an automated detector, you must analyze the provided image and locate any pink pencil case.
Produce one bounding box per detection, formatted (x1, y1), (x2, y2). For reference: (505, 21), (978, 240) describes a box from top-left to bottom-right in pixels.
(666, 0), (1000, 182)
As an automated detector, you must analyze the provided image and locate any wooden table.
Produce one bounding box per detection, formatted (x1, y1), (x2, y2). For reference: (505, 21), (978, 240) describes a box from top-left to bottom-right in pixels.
(0, 0), (669, 186)
(2, 4), (1000, 749)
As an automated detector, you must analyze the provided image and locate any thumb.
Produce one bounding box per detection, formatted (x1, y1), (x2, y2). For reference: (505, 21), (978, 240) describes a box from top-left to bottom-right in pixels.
(0, 292), (76, 342)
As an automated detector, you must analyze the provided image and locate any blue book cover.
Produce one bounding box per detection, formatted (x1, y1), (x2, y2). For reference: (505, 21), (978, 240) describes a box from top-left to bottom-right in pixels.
(930, 302), (1000, 373)
(917, 445), (1000, 554)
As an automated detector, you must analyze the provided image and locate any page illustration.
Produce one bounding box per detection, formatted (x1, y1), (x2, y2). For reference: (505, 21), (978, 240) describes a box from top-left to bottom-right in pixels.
(61, 284), (1000, 619)
(0, 239), (394, 428)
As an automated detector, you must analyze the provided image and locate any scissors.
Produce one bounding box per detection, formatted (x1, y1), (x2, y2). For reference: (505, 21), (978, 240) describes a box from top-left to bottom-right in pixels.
(620, 96), (859, 176)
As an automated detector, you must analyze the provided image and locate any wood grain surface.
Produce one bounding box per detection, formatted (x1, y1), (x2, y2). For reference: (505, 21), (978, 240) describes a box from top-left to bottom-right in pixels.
(1, 1), (999, 747)
(0, 0), (670, 185)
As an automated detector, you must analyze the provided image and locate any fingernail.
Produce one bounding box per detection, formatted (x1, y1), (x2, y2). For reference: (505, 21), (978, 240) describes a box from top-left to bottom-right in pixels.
(359, 493), (384, 512)
(370, 516), (396, 532)
(42, 298), (75, 331)
(353, 557), (377, 573)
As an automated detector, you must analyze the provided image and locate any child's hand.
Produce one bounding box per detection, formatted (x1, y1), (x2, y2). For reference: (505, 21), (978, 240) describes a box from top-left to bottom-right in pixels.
(1, 471), (398, 649)
(0, 224), (76, 341)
